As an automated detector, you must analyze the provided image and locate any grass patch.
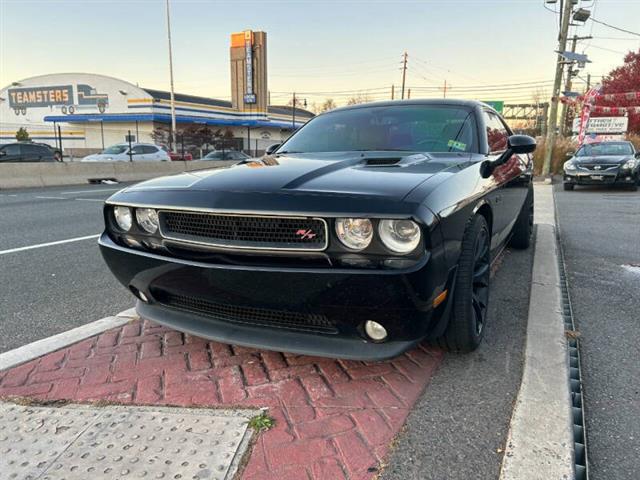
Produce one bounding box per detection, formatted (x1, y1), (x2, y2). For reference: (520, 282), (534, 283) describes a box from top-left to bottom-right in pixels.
(248, 411), (275, 432)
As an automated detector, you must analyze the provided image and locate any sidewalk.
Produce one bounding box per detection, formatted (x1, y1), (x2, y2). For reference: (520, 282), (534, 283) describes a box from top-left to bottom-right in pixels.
(0, 318), (442, 479)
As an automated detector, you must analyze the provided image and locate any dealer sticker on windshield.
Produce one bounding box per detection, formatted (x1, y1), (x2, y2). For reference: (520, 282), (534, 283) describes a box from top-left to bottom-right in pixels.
(447, 140), (467, 151)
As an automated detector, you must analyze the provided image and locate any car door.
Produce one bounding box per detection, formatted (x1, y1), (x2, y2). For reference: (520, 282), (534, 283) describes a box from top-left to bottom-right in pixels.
(481, 110), (529, 247)
(144, 145), (164, 161)
(20, 144), (43, 162)
(129, 145), (145, 161)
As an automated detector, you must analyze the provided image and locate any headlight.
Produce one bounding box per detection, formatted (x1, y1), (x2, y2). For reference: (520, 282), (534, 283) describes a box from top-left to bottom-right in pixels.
(136, 208), (159, 234)
(622, 159), (637, 169)
(335, 218), (373, 250)
(564, 161), (576, 171)
(378, 219), (421, 254)
(113, 206), (132, 231)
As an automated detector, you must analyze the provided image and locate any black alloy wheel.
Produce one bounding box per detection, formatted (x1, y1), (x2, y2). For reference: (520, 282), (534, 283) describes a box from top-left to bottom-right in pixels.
(471, 225), (491, 336)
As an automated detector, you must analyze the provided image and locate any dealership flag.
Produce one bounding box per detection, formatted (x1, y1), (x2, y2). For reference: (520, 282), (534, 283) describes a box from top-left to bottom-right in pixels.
(577, 86), (602, 145)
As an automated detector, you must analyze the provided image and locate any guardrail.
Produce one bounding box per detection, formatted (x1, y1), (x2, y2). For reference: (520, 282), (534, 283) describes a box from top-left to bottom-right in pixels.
(0, 161), (236, 189)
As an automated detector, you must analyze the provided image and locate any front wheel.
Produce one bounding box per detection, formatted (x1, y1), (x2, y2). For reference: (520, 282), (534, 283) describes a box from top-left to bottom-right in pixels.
(509, 187), (534, 249)
(435, 214), (490, 353)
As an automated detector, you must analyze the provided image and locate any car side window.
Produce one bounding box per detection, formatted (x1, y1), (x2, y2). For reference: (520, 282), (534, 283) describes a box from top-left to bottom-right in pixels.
(22, 145), (42, 156)
(130, 146), (144, 155)
(143, 146), (158, 154)
(3, 144), (20, 156)
(483, 112), (509, 153)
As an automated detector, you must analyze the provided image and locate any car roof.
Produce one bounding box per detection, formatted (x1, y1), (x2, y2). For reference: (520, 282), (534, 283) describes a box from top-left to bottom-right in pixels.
(328, 98), (489, 114)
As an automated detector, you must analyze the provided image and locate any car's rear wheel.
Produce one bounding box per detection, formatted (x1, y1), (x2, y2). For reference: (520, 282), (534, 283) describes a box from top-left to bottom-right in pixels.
(509, 187), (534, 249)
(563, 183), (574, 191)
(435, 214), (490, 353)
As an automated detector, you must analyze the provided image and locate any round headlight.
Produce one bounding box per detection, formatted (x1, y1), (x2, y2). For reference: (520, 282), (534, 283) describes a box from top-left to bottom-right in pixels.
(335, 218), (373, 250)
(113, 206), (132, 231)
(378, 219), (421, 254)
(136, 208), (159, 234)
(564, 161), (576, 171)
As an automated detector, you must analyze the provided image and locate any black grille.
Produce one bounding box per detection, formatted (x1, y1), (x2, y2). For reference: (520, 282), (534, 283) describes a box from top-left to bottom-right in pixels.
(581, 164), (618, 171)
(160, 211), (327, 251)
(158, 292), (337, 334)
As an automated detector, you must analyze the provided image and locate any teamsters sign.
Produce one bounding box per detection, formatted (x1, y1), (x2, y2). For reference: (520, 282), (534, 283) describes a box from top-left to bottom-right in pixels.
(8, 85), (73, 108)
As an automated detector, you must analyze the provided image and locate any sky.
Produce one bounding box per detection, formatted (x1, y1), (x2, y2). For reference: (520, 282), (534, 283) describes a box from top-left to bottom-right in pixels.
(1, 0), (639, 107)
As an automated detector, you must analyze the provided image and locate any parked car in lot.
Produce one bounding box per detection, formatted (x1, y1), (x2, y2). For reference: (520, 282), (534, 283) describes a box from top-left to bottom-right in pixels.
(0, 142), (61, 162)
(200, 150), (250, 161)
(563, 141), (639, 191)
(99, 99), (536, 359)
(82, 143), (170, 162)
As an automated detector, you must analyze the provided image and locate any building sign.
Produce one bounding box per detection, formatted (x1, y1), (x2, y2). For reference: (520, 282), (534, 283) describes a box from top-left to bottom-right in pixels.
(572, 116), (628, 134)
(8, 85), (73, 109)
(243, 30), (256, 104)
(77, 84), (109, 112)
(483, 100), (504, 113)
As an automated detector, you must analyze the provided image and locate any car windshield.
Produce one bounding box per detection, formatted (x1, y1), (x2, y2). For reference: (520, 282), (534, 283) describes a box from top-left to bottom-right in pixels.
(101, 145), (128, 155)
(576, 143), (633, 156)
(278, 105), (477, 154)
(204, 152), (224, 159)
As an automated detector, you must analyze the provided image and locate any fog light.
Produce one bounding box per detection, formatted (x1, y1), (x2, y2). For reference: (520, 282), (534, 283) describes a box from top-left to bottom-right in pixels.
(364, 320), (388, 341)
(130, 286), (148, 303)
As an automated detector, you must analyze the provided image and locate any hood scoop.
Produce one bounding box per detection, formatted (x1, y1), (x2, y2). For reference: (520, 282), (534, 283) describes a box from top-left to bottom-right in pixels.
(363, 153), (431, 167)
(364, 157), (403, 166)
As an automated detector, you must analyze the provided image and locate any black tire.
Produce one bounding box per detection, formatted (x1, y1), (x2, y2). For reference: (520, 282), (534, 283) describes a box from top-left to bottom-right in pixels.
(509, 187), (534, 250)
(563, 183), (574, 191)
(435, 214), (490, 353)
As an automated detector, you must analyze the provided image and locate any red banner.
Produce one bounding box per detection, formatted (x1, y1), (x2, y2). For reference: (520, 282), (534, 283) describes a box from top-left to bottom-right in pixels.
(577, 86), (602, 145)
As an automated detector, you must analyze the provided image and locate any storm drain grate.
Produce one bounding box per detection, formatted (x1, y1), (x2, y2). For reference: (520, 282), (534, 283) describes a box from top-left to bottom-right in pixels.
(555, 206), (589, 480)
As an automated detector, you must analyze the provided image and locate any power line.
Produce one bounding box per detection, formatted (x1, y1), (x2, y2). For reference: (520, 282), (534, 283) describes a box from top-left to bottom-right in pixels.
(589, 16), (640, 37)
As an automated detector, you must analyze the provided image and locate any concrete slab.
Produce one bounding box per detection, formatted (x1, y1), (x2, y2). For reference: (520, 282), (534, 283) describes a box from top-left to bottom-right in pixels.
(0, 402), (254, 480)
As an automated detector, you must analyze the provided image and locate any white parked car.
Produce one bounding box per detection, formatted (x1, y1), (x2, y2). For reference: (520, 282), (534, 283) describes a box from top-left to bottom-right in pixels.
(81, 143), (170, 162)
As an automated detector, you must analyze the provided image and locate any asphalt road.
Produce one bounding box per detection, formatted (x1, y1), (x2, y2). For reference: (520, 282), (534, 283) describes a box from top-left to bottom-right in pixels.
(0, 184), (134, 353)
(383, 236), (534, 479)
(554, 184), (640, 480)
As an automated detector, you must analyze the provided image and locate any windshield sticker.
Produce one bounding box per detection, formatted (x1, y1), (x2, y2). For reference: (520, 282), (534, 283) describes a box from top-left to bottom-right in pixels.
(447, 140), (467, 151)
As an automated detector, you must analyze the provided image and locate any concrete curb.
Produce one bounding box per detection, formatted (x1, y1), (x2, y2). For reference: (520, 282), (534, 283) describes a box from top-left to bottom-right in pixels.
(0, 307), (137, 371)
(499, 184), (574, 480)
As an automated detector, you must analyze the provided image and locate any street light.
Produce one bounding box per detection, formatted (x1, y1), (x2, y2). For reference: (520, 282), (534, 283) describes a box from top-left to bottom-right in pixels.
(573, 8), (591, 22)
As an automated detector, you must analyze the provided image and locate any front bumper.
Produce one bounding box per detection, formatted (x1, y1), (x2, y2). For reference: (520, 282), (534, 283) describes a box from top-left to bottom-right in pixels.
(99, 233), (451, 360)
(563, 169), (637, 185)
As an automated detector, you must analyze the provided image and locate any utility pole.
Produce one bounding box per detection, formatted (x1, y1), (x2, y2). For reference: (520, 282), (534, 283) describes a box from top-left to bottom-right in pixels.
(400, 52), (408, 100)
(391, 84), (395, 100)
(542, 0), (573, 177)
(292, 92), (296, 131)
(561, 34), (592, 136)
(443, 80), (448, 98)
(165, 0), (177, 153)
(407, 88), (411, 99)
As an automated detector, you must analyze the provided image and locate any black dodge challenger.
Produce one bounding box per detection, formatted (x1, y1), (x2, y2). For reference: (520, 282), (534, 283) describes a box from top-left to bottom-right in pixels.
(99, 99), (536, 360)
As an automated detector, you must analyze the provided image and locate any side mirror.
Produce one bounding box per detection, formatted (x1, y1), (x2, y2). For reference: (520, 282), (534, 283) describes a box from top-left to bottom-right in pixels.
(635, 152), (640, 159)
(480, 135), (536, 178)
(265, 143), (281, 155)
(566, 151), (575, 158)
(0, 151), (6, 157)
(507, 134), (536, 155)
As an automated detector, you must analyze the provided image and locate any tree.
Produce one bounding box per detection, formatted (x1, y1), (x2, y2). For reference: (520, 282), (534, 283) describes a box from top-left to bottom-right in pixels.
(318, 98), (337, 113)
(594, 49), (640, 134)
(15, 127), (29, 141)
(346, 93), (370, 105)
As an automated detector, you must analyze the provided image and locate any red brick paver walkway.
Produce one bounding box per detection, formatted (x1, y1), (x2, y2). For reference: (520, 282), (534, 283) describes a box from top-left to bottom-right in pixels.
(0, 320), (442, 480)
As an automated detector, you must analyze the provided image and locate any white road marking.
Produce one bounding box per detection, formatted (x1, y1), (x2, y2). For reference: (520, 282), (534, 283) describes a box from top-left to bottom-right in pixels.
(75, 198), (105, 202)
(35, 196), (67, 200)
(59, 188), (121, 195)
(0, 234), (100, 256)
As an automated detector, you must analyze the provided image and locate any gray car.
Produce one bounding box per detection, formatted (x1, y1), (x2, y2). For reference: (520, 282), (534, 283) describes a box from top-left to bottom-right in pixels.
(563, 141), (640, 191)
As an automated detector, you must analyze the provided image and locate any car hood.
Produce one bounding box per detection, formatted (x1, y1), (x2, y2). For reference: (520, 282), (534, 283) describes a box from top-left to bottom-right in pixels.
(572, 155), (632, 165)
(123, 152), (471, 201)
